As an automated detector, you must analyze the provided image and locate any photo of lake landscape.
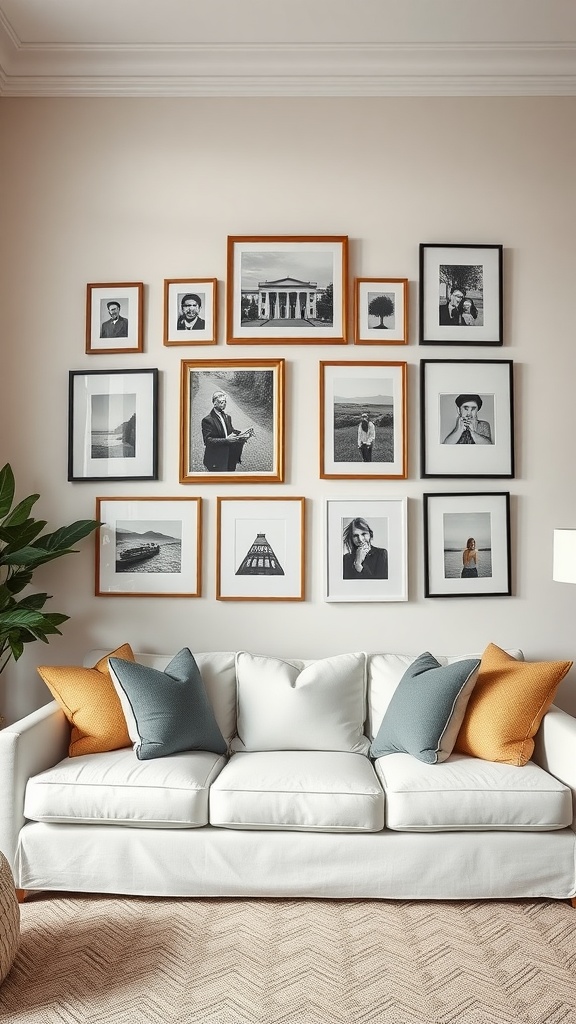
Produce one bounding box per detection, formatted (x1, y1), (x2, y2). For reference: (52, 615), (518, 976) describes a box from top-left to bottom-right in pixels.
(443, 511), (492, 579)
(91, 392), (136, 459)
(115, 520), (182, 573)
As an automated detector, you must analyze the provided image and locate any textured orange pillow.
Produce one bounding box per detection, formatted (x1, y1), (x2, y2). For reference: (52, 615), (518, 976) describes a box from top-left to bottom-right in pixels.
(38, 644), (134, 756)
(455, 643), (572, 765)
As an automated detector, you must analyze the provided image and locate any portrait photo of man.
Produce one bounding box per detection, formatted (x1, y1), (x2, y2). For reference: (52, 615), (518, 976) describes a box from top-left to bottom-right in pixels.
(177, 293), (206, 332)
(100, 300), (129, 339)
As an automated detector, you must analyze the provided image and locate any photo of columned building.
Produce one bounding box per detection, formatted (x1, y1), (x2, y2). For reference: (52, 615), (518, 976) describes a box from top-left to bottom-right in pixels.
(242, 276), (319, 322)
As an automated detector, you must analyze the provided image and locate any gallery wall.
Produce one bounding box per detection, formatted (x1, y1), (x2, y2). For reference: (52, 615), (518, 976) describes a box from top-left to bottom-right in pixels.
(1, 95), (576, 724)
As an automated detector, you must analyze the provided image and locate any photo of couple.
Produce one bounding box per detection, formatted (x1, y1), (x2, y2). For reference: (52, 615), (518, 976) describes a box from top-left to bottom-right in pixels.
(438, 265), (484, 328)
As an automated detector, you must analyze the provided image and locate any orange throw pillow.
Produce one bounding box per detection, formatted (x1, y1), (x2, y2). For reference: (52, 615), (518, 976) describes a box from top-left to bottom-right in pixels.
(455, 643), (572, 765)
(38, 644), (134, 756)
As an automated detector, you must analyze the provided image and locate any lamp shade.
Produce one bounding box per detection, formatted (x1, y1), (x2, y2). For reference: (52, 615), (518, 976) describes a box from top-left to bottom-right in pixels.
(553, 529), (576, 584)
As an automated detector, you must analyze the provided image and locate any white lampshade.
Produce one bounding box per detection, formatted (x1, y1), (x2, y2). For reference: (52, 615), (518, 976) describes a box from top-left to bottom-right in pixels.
(553, 529), (576, 584)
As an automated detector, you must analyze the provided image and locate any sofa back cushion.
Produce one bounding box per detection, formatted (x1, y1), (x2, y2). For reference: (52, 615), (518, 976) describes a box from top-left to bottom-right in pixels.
(231, 652), (369, 753)
(84, 650), (237, 745)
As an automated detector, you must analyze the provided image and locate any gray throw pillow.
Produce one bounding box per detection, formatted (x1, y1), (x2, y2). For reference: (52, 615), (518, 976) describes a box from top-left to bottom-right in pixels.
(369, 651), (480, 764)
(109, 648), (227, 760)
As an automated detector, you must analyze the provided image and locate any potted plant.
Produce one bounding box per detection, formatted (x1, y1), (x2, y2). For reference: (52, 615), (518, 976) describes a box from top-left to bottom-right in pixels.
(0, 463), (99, 676)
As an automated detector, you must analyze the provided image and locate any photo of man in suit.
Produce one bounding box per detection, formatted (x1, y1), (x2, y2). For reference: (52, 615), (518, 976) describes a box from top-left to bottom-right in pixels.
(201, 390), (254, 472)
(177, 293), (205, 331)
(100, 301), (129, 338)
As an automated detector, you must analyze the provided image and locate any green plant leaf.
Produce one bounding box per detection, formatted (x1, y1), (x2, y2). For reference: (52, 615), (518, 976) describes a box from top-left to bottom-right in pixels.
(2, 494), (40, 528)
(0, 464), (15, 520)
(9, 638), (23, 661)
(0, 607), (48, 638)
(43, 611), (69, 627)
(34, 520), (100, 552)
(17, 592), (50, 611)
(1, 545), (76, 568)
(0, 519), (47, 555)
(5, 570), (33, 594)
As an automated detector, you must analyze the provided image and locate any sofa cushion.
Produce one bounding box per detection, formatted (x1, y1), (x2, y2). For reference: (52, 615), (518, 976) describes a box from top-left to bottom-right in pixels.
(370, 652), (480, 764)
(374, 752), (572, 832)
(455, 644), (573, 765)
(109, 648), (227, 760)
(210, 751), (384, 832)
(231, 652), (368, 754)
(24, 748), (227, 828)
(367, 649), (524, 742)
(37, 644), (134, 757)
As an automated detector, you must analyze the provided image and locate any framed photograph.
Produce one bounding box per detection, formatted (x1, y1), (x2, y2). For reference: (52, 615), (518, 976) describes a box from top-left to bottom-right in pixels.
(420, 359), (514, 479)
(180, 358), (284, 484)
(419, 244), (503, 345)
(325, 497), (407, 603)
(86, 283), (144, 354)
(226, 235), (348, 344)
(320, 361), (407, 479)
(96, 497), (201, 597)
(424, 492), (511, 598)
(354, 278), (408, 344)
(68, 368), (158, 482)
(163, 278), (217, 346)
(217, 497), (305, 601)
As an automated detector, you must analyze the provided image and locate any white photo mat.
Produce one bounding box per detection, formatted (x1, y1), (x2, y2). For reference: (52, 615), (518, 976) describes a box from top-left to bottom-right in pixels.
(217, 497), (305, 600)
(325, 497), (408, 602)
(424, 492), (511, 598)
(96, 497), (201, 597)
(164, 279), (216, 345)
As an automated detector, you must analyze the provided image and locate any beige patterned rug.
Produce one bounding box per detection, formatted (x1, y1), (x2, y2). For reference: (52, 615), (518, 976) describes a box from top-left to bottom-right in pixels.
(1, 894), (576, 1023)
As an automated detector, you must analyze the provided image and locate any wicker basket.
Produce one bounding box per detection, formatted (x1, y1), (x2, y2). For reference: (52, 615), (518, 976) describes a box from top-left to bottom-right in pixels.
(0, 851), (19, 984)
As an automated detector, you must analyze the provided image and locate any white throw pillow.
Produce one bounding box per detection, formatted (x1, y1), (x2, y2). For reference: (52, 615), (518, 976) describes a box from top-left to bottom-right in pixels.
(231, 652), (369, 754)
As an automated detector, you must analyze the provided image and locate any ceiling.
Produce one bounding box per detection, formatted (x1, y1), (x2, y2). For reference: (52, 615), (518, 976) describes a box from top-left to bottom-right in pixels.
(1, 0), (575, 97)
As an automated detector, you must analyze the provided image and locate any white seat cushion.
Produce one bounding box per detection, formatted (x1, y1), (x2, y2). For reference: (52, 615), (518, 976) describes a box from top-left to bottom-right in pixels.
(231, 652), (369, 754)
(375, 752), (572, 832)
(210, 751), (384, 833)
(24, 748), (227, 828)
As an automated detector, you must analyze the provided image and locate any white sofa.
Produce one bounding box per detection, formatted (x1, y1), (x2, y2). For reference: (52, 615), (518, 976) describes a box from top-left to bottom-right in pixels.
(1, 649), (576, 903)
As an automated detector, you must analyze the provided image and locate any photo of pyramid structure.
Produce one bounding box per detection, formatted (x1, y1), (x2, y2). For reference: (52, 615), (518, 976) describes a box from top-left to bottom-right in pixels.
(235, 533), (285, 576)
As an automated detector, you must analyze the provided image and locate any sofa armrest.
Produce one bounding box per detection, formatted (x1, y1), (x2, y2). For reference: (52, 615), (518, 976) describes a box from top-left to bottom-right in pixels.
(0, 700), (70, 870)
(533, 705), (576, 829)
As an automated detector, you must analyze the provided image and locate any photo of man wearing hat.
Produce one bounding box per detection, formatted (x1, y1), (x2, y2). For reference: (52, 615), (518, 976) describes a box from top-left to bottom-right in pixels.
(442, 393), (493, 445)
(100, 300), (129, 339)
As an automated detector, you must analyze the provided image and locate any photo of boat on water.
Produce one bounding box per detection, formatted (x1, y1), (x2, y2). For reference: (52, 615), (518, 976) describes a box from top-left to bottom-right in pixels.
(91, 392), (137, 459)
(115, 520), (182, 573)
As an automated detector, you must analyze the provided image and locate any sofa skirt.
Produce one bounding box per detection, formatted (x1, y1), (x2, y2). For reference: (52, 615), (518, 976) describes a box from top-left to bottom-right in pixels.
(15, 822), (576, 900)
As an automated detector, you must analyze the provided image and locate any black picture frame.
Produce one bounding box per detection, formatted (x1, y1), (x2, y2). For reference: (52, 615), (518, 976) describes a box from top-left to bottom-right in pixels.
(423, 491), (511, 598)
(420, 359), (514, 479)
(68, 368), (159, 482)
(419, 243), (503, 346)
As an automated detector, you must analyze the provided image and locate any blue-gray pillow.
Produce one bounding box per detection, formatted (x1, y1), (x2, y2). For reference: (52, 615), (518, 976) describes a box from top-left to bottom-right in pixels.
(109, 648), (227, 760)
(369, 652), (480, 764)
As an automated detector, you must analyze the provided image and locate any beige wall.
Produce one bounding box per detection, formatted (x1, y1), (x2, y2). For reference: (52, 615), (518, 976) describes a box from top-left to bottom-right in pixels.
(1, 96), (575, 724)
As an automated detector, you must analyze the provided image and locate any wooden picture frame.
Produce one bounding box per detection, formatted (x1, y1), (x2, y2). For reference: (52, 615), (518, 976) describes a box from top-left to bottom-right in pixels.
(325, 497), (408, 602)
(320, 361), (407, 479)
(68, 368), (158, 482)
(226, 235), (348, 344)
(96, 496), (201, 597)
(163, 278), (217, 345)
(86, 282), (144, 354)
(179, 358), (285, 484)
(424, 491), (511, 598)
(420, 359), (514, 479)
(354, 278), (408, 344)
(419, 244), (503, 346)
(217, 496), (305, 601)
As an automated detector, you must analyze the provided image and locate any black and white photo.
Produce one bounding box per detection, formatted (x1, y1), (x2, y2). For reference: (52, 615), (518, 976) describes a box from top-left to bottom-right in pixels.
(419, 244), (502, 345)
(226, 236), (348, 344)
(164, 278), (217, 345)
(354, 278), (408, 344)
(424, 492), (511, 598)
(321, 361), (407, 479)
(96, 497), (201, 597)
(217, 497), (305, 600)
(86, 282), (143, 354)
(421, 360), (514, 478)
(179, 358), (284, 484)
(326, 498), (407, 602)
(68, 369), (158, 481)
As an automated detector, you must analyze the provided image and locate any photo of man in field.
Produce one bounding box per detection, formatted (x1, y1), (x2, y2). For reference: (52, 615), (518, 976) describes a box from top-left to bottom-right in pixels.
(333, 377), (394, 463)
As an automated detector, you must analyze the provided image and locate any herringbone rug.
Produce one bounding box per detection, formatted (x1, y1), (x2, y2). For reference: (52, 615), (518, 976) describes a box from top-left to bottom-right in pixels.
(1, 895), (575, 1024)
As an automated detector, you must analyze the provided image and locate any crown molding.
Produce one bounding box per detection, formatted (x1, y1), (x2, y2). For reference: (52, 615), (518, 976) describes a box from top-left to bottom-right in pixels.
(0, 34), (575, 97)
